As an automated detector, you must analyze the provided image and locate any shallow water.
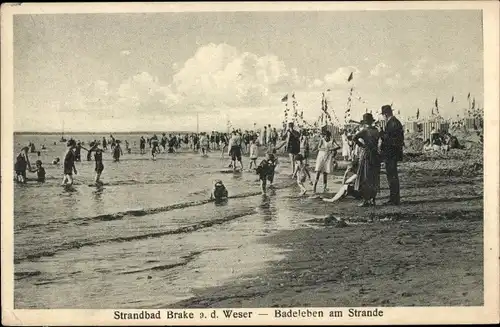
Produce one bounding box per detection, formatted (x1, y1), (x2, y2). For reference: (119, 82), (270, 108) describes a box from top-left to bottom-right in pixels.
(13, 134), (344, 308)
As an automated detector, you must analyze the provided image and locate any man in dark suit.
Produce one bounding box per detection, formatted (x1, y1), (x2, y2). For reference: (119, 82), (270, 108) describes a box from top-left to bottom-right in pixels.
(380, 105), (404, 205)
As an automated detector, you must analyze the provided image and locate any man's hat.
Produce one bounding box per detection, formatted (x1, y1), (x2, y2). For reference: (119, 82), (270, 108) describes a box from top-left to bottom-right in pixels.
(381, 105), (393, 115)
(362, 113), (375, 124)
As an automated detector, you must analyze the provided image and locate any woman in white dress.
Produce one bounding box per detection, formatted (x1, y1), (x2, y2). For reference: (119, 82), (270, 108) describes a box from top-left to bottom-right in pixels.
(341, 129), (350, 160)
(312, 130), (339, 193)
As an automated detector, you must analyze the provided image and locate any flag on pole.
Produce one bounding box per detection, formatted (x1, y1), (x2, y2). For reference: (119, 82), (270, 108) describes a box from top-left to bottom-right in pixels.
(434, 98), (438, 108)
(416, 108), (420, 120)
(451, 96), (454, 103)
(291, 93), (295, 99)
(471, 98), (476, 109)
(467, 92), (471, 100)
(281, 94), (288, 102)
(347, 72), (353, 82)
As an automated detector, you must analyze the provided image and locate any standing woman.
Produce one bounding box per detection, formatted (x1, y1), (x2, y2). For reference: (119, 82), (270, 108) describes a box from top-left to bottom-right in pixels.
(14, 146), (31, 183)
(312, 130), (337, 194)
(353, 113), (381, 207)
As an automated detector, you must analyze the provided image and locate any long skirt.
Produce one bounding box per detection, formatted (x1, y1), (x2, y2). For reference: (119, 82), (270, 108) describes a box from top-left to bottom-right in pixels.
(354, 148), (381, 200)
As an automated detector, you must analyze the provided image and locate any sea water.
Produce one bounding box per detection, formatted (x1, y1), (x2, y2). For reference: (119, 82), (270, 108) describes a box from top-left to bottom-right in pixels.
(12, 133), (343, 308)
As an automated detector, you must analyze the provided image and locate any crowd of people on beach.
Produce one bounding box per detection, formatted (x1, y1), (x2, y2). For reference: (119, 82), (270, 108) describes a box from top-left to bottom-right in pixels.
(15, 105), (409, 208)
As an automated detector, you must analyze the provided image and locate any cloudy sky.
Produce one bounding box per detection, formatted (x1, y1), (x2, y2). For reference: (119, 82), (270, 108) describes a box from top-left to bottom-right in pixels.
(13, 10), (483, 132)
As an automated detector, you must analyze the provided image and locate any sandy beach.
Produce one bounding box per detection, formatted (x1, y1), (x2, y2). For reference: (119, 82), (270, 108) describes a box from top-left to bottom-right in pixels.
(172, 152), (484, 308)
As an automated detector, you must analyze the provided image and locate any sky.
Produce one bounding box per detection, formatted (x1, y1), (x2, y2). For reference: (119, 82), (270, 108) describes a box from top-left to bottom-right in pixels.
(13, 10), (484, 132)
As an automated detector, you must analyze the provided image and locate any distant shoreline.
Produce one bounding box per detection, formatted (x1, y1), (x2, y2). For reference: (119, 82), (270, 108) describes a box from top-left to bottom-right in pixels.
(14, 131), (195, 135)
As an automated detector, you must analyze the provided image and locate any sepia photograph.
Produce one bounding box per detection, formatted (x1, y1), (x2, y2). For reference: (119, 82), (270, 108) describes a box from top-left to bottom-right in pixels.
(1, 1), (499, 325)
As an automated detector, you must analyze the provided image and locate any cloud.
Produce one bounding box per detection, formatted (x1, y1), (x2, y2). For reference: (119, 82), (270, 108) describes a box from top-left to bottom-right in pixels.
(170, 43), (300, 109)
(432, 62), (459, 75)
(308, 78), (324, 89)
(324, 66), (361, 86)
(408, 59), (459, 80)
(120, 50), (131, 56)
(116, 72), (180, 113)
(370, 62), (390, 77)
(385, 73), (402, 88)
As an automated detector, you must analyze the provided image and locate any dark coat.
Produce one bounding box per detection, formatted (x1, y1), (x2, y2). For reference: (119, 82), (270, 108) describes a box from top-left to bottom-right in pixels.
(381, 116), (404, 161)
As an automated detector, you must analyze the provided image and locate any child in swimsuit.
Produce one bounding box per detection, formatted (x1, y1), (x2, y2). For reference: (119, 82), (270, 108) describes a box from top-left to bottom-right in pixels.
(248, 139), (258, 170)
(30, 160), (46, 183)
(293, 154), (312, 195)
(151, 135), (160, 159)
(14, 146), (31, 184)
(94, 147), (104, 184)
(113, 141), (123, 162)
(256, 152), (278, 195)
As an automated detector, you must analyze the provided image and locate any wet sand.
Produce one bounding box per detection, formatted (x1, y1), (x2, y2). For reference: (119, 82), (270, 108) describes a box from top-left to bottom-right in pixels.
(173, 158), (484, 307)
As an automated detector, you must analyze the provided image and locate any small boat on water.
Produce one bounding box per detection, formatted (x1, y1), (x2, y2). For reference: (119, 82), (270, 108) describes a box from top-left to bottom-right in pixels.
(60, 120), (67, 142)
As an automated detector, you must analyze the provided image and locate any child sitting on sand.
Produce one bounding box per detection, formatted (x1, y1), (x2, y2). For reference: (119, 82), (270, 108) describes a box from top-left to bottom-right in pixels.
(292, 154), (312, 195)
(323, 159), (362, 203)
(248, 139), (258, 170)
(210, 180), (229, 201)
(29, 160), (46, 183)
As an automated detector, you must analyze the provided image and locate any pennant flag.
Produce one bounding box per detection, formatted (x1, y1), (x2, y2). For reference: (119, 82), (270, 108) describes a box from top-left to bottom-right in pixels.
(434, 98), (438, 108)
(416, 108), (420, 120)
(291, 93), (295, 99)
(471, 98), (476, 109)
(281, 94), (288, 102)
(326, 89), (331, 92)
(347, 72), (353, 82)
(467, 92), (471, 100)
(451, 96), (454, 103)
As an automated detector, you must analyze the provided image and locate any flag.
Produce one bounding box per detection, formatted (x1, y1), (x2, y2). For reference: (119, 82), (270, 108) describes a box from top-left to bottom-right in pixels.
(347, 72), (353, 82)
(471, 98), (475, 109)
(291, 93), (295, 99)
(451, 96), (454, 103)
(434, 98), (438, 108)
(326, 89), (331, 92)
(467, 92), (471, 100)
(416, 108), (420, 120)
(281, 94), (288, 102)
